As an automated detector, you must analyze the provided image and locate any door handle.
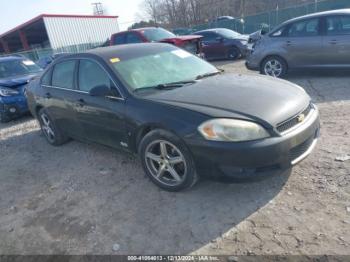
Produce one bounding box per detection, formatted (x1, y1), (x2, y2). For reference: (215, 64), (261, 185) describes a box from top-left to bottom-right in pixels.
(286, 41), (292, 46)
(75, 98), (86, 107)
(329, 40), (337, 45)
(45, 93), (51, 99)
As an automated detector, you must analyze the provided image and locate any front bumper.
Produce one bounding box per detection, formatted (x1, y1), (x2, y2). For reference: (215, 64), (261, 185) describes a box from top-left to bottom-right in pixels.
(0, 95), (29, 120)
(186, 107), (320, 181)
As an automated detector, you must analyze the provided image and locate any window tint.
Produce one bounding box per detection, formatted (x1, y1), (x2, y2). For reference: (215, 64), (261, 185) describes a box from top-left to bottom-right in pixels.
(126, 33), (143, 43)
(326, 16), (350, 36)
(78, 60), (111, 92)
(41, 69), (51, 85)
(201, 32), (218, 42)
(288, 18), (319, 37)
(52, 60), (76, 89)
(113, 34), (125, 45)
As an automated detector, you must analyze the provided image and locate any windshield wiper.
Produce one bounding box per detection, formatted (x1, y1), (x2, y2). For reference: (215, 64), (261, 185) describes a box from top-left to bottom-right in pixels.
(134, 80), (196, 92)
(195, 70), (222, 80)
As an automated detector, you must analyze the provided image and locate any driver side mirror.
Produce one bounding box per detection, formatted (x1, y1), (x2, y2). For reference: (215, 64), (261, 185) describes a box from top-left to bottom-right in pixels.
(89, 84), (111, 97)
(261, 28), (268, 35)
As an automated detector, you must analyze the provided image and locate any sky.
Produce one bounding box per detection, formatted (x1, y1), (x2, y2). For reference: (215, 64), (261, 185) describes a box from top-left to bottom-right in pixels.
(0, 0), (145, 34)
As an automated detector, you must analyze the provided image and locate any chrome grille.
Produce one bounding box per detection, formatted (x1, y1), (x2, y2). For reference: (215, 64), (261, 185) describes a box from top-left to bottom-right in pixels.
(277, 104), (312, 133)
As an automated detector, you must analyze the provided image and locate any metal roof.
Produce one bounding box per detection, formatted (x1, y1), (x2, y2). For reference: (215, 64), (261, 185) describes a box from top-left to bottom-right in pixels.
(0, 14), (119, 38)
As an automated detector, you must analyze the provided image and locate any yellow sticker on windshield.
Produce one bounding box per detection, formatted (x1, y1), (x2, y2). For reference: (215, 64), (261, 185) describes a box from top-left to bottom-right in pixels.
(110, 58), (120, 63)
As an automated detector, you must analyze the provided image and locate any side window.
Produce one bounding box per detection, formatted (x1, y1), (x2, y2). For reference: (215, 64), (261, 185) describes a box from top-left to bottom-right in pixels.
(326, 16), (350, 36)
(41, 69), (52, 85)
(201, 32), (217, 42)
(78, 60), (112, 93)
(52, 60), (76, 89)
(125, 33), (143, 44)
(113, 34), (125, 45)
(287, 18), (320, 37)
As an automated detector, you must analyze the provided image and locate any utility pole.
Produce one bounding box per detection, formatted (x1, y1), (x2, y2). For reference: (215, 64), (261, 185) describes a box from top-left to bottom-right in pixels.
(92, 2), (104, 15)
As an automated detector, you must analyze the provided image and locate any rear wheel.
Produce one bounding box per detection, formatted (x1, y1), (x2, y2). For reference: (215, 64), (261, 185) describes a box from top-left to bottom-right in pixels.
(38, 108), (69, 146)
(139, 129), (198, 192)
(261, 56), (287, 78)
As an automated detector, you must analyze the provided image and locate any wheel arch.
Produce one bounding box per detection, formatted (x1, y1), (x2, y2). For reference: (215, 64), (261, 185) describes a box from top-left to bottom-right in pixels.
(260, 54), (289, 71)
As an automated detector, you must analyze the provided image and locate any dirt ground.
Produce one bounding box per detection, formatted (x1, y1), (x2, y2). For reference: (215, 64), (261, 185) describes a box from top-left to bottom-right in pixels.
(0, 60), (349, 255)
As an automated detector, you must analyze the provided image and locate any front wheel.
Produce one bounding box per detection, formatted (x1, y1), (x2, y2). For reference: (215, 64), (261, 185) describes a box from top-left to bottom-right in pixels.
(139, 129), (198, 192)
(261, 56), (287, 78)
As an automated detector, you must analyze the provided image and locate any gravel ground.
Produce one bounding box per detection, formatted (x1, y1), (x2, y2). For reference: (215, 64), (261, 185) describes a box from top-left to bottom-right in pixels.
(0, 60), (349, 255)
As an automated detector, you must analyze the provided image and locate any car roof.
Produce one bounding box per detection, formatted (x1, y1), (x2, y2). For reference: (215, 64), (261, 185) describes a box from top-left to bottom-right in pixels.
(0, 56), (24, 62)
(282, 9), (350, 25)
(194, 28), (236, 34)
(61, 43), (177, 62)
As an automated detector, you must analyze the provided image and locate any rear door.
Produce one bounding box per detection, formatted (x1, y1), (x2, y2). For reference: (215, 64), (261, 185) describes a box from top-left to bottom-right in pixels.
(41, 59), (83, 138)
(74, 58), (127, 149)
(323, 15), (350, 66)
(284, 17), (324, 68)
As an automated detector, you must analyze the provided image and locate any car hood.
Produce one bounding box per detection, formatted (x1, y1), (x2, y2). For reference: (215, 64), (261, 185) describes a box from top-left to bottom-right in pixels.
(142, 74), (310, 127)
(0, 74), (37, 88)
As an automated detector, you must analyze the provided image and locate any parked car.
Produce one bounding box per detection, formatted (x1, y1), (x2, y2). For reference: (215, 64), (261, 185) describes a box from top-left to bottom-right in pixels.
(110, 27), (203, 57)
(0, 56), (42, 122)
(194, 28), (249, 60)
(246, 9), (350, 78)
(26, 44), (320, 191)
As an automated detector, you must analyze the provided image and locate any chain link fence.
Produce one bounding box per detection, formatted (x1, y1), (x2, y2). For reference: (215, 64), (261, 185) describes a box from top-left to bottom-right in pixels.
(174, 0), (350, 35)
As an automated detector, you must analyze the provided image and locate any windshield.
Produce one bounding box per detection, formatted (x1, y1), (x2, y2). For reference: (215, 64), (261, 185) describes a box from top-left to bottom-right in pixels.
(0, 59), (42, 79)
(217, 28), (241, 39)
(142, 28), (176, 42)
(111, 49), (218, 91)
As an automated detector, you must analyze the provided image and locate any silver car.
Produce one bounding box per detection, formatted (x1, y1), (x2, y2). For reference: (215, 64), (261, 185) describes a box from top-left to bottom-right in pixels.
(246, 9), (350, 78)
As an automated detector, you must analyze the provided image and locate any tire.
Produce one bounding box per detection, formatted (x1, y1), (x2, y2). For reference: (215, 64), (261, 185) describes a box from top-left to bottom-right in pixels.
(228, 47), (240, 60)
(139, 129), (198, 192)
(260, 56), (288, 78)
(0, 112), (11, 123)
(37, 108), (69, 146)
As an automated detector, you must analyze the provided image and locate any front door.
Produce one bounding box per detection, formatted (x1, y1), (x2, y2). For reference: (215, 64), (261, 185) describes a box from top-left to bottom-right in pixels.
(74, 59), (127, 149)
(201, 32), (224, 59)
(284, 17), (324, 68)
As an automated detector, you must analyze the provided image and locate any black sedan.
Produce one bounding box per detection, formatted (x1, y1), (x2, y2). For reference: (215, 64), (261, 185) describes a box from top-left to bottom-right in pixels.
(194, 28), (249, 60)
(26, 43), (320, 191)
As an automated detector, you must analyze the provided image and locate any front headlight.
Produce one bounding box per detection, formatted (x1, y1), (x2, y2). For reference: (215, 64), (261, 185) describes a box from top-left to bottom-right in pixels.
(198, 119), (270, 142)
(240, 40), (248, 45)
(0, 87), (19, 97)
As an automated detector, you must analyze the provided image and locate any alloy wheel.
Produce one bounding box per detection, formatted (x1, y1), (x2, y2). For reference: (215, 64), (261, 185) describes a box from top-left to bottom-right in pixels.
(145, 140), (187, 186)
(40, 113), (55, 143)
(264, 59), (283, 77)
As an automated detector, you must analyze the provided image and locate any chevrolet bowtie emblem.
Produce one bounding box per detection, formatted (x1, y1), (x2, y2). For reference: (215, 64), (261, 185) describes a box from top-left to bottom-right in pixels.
(297, 114), (305, 123)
